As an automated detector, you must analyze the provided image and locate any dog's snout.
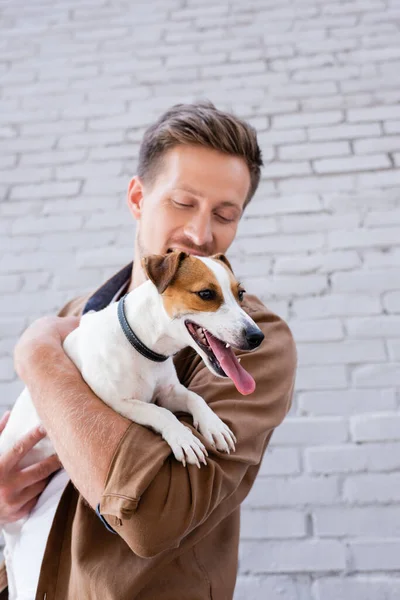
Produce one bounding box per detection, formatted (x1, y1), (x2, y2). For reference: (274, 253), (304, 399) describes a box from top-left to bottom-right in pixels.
(244, 328), (264, 350)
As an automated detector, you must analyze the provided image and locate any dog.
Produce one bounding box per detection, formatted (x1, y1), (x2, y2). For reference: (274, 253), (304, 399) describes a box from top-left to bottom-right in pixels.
(0, 251), (264, 598)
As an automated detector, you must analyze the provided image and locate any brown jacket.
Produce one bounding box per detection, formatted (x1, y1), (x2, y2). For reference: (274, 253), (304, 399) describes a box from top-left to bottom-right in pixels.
(0, 264), (297, 599)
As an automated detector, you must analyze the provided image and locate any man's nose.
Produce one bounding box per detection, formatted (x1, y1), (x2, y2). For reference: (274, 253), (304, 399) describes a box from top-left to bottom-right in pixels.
(183, 212), (213, 247)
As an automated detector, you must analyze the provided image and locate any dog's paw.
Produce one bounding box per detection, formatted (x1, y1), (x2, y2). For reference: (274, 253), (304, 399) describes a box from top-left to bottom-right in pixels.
(193, 410), (236, 454)
(162, 424), (208, 469)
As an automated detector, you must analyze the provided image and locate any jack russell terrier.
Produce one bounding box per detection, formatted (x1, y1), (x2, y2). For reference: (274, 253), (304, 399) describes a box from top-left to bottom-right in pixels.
(0, 251), (264, 595)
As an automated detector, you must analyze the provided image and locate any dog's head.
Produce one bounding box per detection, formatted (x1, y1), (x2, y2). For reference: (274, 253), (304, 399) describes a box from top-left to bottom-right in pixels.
(142, 251), (264, 395)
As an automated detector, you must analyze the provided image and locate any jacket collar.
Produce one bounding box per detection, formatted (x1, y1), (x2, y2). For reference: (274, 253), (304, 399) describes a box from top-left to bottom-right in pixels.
(83, 262), (133, 315)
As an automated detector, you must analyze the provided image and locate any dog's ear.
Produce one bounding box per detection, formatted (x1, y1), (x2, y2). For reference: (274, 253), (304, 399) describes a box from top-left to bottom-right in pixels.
(212, 253), (234, 274)
(142, 251), (188, 294)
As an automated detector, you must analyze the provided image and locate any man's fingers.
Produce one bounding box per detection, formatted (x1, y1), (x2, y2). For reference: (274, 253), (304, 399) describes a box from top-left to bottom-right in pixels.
(11, 479), (48, 512)
(0, 411), (11, 435)
(0, 425), (47, 477)
(6, 495), (40, 523)
(18, 454), (62, 490)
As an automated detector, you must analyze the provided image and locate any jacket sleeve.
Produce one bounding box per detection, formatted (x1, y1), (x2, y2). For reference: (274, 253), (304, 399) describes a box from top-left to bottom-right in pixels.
(98, 301), (297, 558)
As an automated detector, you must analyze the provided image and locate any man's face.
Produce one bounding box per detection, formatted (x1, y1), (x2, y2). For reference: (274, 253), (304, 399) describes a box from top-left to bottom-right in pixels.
(127, 144), (251, 260)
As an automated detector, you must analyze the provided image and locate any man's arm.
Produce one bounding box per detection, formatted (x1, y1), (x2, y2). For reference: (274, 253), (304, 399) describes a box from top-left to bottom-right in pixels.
(15, 303), (297, 559)
(13, 316), (131, 509)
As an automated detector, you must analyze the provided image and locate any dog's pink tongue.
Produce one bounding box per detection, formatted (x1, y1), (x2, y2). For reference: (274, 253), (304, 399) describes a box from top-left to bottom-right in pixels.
(204, 331), (256, 395)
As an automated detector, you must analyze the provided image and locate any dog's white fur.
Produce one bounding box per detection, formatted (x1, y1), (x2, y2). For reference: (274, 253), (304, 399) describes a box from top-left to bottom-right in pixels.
(0, 256), (261, 598)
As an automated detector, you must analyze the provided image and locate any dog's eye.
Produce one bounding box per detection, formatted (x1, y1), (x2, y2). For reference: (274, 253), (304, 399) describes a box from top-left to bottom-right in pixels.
(197, 289), (216, 301)
(238, 289), (246, 302)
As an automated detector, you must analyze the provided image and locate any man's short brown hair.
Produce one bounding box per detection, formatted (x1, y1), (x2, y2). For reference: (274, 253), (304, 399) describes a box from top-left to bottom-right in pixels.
(137, 101), (263, 207)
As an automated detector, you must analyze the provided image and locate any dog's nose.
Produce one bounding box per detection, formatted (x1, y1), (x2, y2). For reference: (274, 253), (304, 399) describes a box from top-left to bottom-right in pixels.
(244, 328), (264, 350)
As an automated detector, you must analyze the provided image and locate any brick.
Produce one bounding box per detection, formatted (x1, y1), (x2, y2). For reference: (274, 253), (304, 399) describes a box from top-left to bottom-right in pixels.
(344, 473), (400, 503)
(243, 476), (340, 508)
(281, 214), (360, 233)
(12, 216), (83, 235)
(314, 507), (400, 537)
(275, 251), (360, 274)
(306, 443), (400, 474)
(332, 269), (400, 292)
(384, 291), (400, 313)
(0, 358), (15, 382)
(243, 275), (327, 298)
(347, 316), (400, 338)
(278, 174), (355, 194)
(348, 104), (400, 122)
(388, 340), (400, 360)
(0, 318), (26, 338)
(55, 162), (122, 181)
(0, 275), (22, 293)
(314, 154), (390, 174)
(236, 218), (277, 237)
(272, 417), (348, 445)
(245, 194), (322, 216)
(314, 577), (400, 600)
(263, 161), (311, 178)
(301, 93), (373, 111)
(241, 510), (306, 539)
(58, 131), (124, 149)
(259, 447), (301, 476)
(293, 294), (382, 318)
(270, 82), (338, 99)
(295, 366), (348, 390)
(351, 541), (400, 571)
(20, 149), (87, 167)
(240, 540), (345, 573)
(365, 210), (400, 227)
(76, 247), (132, 269)
(229, 255), (272, 279)
(288, 319), (344, 342)
(235, 575), (312, 600)
(352, 364), (400, 387)
(0, 251), (72, 274)
(354, 136), (400, 154)
(279, 141), (350, 161)
(10, 182), (81, 201)
(0, 381), (24, 409)
(273, 111), (343, 129)
(356, 169), (400, 188)
(351, 413), (400, 442)
(242, 233), (325, 255)
(330, 226), (400, 249)
(298, 340), (385, 365)
(294, 65), (360, 83)
(309, 123), (381, 141)
(298, 389), (396, 416)
(384, 120), (400, 134)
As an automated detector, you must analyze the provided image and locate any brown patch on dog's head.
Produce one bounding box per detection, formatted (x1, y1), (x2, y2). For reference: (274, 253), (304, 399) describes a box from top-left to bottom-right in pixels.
(160, 255), (225, 318)
(142, 251), (188, 294)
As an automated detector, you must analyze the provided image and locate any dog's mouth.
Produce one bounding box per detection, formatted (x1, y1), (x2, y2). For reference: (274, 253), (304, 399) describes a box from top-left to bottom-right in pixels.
(185, 320), (256, 396)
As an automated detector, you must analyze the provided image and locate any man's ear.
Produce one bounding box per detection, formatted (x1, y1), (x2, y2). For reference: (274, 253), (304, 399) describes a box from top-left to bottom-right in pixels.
(212, 253), (234, 274)
(127, 177), (143, 221)
(142, 252), (189, 294)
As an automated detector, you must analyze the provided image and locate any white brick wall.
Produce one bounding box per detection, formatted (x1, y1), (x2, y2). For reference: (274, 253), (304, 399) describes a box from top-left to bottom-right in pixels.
(1, 1), (400, 598)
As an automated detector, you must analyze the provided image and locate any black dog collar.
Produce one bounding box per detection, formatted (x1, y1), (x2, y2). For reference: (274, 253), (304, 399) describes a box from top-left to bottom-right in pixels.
(117, 295), (169, 363)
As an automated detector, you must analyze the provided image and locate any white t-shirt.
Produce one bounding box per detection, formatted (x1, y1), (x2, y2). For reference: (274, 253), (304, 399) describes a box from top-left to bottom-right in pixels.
(6, 469), (69, 600)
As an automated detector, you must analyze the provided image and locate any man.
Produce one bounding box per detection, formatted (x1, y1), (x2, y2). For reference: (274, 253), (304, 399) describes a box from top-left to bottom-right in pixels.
(0, 102), (297, 599)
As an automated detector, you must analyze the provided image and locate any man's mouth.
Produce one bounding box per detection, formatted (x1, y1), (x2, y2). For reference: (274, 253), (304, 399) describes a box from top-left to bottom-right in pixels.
(167, 247), (207, 257)
(185, 320), (256, 395)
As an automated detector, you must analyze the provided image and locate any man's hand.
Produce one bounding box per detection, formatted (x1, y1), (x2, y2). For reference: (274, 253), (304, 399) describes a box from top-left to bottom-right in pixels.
(14, 315), (79, 382)
(0, 412), (62, 524)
